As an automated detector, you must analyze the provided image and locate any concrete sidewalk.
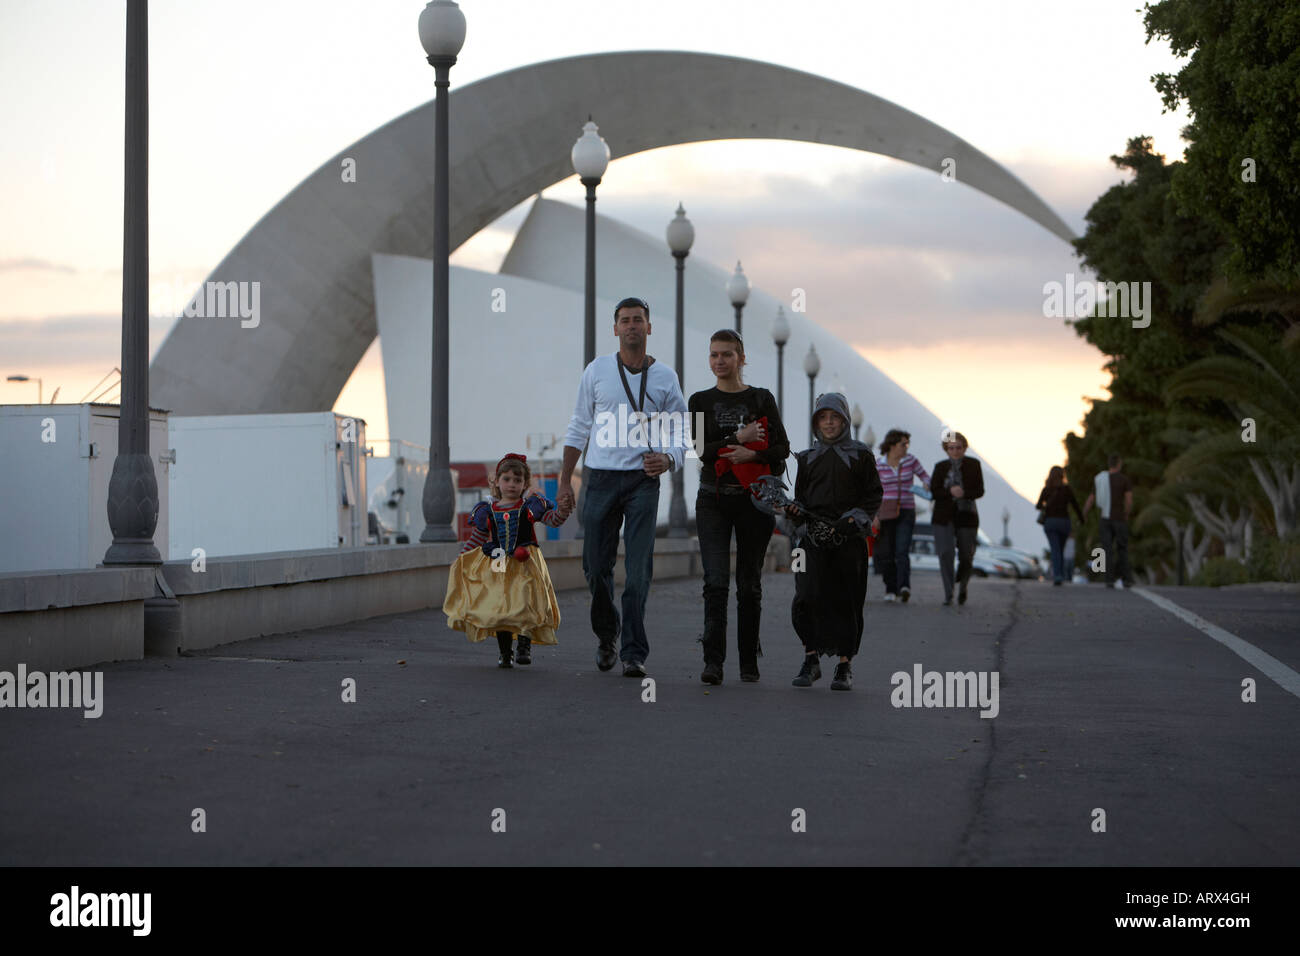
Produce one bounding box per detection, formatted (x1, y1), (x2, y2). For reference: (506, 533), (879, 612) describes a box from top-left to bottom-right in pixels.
(2, 569), (1297, 865)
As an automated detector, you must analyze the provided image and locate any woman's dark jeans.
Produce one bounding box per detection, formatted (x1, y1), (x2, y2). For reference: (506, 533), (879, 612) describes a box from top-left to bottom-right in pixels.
(875, 507), (917, 594)
(1043, 516), (1072, 582)
(695, 489), (775, 672)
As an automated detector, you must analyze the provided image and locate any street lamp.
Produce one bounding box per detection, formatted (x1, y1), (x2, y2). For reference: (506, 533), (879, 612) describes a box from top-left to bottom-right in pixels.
(665, 202), (694, 539)
(851, 403), (863, 441)
(103, 0), (160, 566)
(572, 118), (610, 369)
(771, 306), (790, 413)
(803, 344), (820, 447)
(726, 261), (750, 336)
(864, 424), (876, 451)
(6, 374), (41, 403)
(1001, 506), (1011, 547)
(417, 0), (466, 544)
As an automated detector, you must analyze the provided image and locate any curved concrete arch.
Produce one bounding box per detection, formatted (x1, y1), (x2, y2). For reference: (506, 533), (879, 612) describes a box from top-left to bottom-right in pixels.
(151, 50), (1076, 415)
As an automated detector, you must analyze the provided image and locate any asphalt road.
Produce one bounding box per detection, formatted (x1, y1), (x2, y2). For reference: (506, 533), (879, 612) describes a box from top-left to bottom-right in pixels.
(2, 569), (1297, 866)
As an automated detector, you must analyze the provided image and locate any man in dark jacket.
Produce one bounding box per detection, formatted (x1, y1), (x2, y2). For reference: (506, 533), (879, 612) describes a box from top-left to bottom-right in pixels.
(929, 432), (985, 605)
(783, 393), (883, 691)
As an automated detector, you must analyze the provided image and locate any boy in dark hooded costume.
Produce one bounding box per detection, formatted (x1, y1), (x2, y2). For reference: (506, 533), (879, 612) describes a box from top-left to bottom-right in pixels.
(783, 393), (883, 690)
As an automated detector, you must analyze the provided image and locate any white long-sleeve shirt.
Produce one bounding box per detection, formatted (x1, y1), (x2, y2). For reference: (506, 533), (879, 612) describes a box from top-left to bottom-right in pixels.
(563, 353), (691, 471)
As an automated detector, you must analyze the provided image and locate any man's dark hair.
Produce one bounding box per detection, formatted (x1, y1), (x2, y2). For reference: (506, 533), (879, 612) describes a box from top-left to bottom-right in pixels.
(1108, 454), (1122, 468)
(614, 297), (650, 320)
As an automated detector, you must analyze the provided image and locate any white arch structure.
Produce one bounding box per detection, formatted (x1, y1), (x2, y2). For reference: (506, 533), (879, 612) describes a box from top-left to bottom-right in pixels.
(150, 50), (1075, 414)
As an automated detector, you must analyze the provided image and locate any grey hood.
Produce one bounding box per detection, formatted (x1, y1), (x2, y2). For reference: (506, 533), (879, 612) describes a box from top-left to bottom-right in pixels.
(807, 392), (870, 466)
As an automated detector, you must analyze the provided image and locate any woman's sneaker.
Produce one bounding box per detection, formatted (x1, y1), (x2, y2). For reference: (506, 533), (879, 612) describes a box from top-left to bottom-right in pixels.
(791, 655), (822, 687)
(830, 661), (853, 691)
(884, 593), (897, 603)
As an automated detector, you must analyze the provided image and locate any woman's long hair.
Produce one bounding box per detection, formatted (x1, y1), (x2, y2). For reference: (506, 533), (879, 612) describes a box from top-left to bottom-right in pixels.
(1045, 465), (1065, 488)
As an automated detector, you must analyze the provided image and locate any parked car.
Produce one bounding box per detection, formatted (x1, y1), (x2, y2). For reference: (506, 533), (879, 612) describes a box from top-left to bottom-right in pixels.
(909, 523), (1017, 578)
(974, 529), (1044, 579)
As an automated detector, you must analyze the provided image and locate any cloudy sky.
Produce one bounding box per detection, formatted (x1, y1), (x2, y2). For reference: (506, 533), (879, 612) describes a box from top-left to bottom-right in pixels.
(0, 0), (1191, 499)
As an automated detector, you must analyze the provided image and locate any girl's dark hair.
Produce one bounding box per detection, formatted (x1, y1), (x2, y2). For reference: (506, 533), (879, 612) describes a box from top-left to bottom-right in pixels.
(490, 457), (532, 498)
(880, 428), (910, 455)
(1046, 465), (1065, 488)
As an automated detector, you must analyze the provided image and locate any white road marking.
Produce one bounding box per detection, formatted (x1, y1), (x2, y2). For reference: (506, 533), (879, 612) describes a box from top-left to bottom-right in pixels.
(1133, 587), (1300, 699)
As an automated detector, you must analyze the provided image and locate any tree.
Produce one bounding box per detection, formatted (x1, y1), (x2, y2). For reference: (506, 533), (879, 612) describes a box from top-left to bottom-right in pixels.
(1144, 0), (1300, 287)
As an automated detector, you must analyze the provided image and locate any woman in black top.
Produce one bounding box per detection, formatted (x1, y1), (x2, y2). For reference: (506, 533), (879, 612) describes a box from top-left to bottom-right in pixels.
(1036, 465), (1084, 585)
(688, 329), (791, 685)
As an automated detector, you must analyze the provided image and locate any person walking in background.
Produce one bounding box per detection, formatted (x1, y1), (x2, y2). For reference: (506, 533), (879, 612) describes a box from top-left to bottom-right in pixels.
(689, 329), (790, 685)
(1036, 465), (1084, 586)
(870, 429), (930, 603)
(930, 432), (984, 606)
(1083, 454), (1134, 589)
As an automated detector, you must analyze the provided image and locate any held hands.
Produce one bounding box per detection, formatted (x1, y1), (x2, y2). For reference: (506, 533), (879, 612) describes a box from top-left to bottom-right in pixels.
(558, 482), (575, 514)
(950, 485), (965, 499)
(642, 452), (672, 477)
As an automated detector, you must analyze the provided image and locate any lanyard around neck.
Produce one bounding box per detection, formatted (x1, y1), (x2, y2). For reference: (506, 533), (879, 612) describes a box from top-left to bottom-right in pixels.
(616, 354), (652, 416)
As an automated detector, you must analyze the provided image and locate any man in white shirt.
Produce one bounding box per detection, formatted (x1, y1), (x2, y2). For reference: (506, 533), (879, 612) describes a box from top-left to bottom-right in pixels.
(558, 297), (689, 676)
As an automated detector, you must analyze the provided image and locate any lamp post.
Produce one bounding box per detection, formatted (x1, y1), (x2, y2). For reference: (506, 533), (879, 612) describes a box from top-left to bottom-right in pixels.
(771, 306), (790, 414)
(803, 344), (820, 447)
(726, 261), (750, 336)
(665, 203), (694, 538)
(417, 0), (466, 543)
(572, 118), (610, 368)
(864, 424), (876, 452)
(6, 374), (42, 404)
(103, 0), (160, 566)
(1001, 506), (1011, 547)
(851, 403), (863, 441)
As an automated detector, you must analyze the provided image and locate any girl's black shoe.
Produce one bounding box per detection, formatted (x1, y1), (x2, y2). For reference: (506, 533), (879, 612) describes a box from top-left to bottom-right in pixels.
(830, 661), (853, 690)
(515, 635), (532, 665)
(496, 632), (513, 668)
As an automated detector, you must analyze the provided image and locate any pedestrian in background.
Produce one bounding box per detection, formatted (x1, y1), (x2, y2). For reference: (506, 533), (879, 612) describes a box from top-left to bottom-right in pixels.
(1083, 454), (1134, 589)
(871, 429), (930, 603)
(1036, 465), (1083, 586)
(929, 432), (984, 606)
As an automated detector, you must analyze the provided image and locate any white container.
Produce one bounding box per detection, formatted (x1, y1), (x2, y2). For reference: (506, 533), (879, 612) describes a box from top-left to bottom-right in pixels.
(0, 403), (171, 572)
(167, 412), (366, 560)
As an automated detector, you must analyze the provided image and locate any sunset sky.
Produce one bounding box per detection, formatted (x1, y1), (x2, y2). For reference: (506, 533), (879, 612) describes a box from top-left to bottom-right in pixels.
(0, 0), (1193, 500)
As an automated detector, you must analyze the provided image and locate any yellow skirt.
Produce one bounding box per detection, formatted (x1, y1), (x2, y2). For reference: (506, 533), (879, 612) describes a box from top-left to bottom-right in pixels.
(443, 546), (561, 645)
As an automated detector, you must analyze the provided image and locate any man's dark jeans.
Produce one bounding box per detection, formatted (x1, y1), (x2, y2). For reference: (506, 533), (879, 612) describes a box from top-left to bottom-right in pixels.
(1099, 517), (1132, 585)
(582, 468), (660, 664)
(875, 507), (917, 594)
(695, 489), (775, 672)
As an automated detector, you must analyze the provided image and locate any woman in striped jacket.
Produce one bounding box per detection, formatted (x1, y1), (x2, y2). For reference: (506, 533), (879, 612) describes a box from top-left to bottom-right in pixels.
(870, 429), (931, 602)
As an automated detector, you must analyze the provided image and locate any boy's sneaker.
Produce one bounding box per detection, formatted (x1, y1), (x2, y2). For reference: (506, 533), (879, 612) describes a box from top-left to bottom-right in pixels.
(701, 662), (723, 685)
(791, 655), (822, 687)
(515, 635), (531, 665)
(830, 661), (853, 691)
(740, 668), (760, 683)
(884, 593), (897, 603)
(1115, 580), (1125, 590)
(900, 586), (911, 603)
